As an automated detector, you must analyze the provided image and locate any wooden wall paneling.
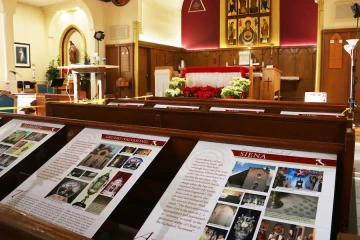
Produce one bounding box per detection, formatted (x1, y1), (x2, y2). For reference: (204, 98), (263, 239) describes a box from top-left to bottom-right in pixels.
(138, 47), (149, 97)
(219, 50), (233, 66)
(198, 51), (209, 66)
(321, 29), (352, 103)
(252, 48), (264, 66)
(149, 48), (157, 95)
(207, 51), (220, 67)
(105, 45), (120, 96)
(156, 49), (167, 67)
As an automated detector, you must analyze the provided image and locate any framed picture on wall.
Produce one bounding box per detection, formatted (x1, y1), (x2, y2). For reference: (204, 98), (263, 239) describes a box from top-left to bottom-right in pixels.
(260, 0), (270, 13)
(228, 19), (237, 45)
(259, 16), (270, 44)
(238, 0), (248, 15)
(238, 17), (258, 46)
(228, 0), (237, 16)
(14, 42), (31, 68)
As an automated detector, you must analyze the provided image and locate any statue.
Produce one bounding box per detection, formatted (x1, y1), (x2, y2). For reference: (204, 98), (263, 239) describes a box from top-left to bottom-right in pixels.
(69, 41), (77, 64)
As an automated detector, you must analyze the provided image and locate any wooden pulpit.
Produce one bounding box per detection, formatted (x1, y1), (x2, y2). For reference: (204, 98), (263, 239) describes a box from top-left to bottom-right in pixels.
(260, 67), (282, 101)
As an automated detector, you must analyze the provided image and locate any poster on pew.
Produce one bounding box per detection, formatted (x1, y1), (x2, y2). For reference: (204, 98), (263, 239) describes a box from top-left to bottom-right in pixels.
(1, 128), (169, 238)
(136, 141), (336, 240)
(280, 111), (344, 118)
(0, 119), (64, 177)
(210, 107), (265, 113)
(154, 104), (200, 110)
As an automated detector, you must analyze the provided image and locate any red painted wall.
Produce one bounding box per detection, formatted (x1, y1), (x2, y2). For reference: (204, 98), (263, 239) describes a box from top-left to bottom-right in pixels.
(181, 0), (318, 49)
(182, 0), (220, 50)
(280, 0), (318, 46)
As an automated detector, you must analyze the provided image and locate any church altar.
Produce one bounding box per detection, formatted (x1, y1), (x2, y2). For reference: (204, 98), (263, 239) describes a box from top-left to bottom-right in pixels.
(57, 64), (118, 101)
(180, 66), (249, 87)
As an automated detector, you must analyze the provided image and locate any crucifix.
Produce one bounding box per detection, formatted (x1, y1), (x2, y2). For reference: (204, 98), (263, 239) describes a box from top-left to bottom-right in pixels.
(264, 77), (272, 92)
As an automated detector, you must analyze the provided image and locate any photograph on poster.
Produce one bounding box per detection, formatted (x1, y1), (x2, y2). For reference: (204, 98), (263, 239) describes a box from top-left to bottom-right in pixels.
(80, 171), (98, 181)
(45, 178), (88, 204)
(273, 167), (324, 192)
(85, 195), (112, 215)
(72, 169), (117, 209)
(200, 225), (228, 240)
(123, 157), (143, 170)
(120, 146), (137, 154)
(218, 188), (243, 205)
(1, 130), (31, 145)
(265, 191), (318, 224)
(0, 144), (10, 154)
(208, 203), (238, 227)
(24, 132), (48, 142)
(134, 148), (152, 156)
(78, 143), (123, 170)
(240, 193), (267, 207)
(100, 171), (132, 198)
(256, 219), (315, 240)
(68, 168), (86, 178)
(0, 155), (17, 167)
(226, 162), (275, 192)
(108, 155), (129, 168)
(227, 207), (261, 240)
(12, 142), (35, 156)
(5, 140), (28, 154)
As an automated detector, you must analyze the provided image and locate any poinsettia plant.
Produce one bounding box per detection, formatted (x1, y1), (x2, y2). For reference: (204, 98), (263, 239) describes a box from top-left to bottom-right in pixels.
(221, 76), (251, 99)
(165, 77), (187, 97)
(181, 86), (222, 99)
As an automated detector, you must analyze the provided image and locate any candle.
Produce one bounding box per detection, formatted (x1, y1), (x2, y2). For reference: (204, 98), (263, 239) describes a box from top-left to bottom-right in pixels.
(181, 60), (185, 68)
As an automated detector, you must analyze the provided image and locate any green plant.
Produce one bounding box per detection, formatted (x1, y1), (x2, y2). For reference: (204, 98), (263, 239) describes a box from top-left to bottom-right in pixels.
(80, 52), (91, 88)
(45, 56), (60, 84)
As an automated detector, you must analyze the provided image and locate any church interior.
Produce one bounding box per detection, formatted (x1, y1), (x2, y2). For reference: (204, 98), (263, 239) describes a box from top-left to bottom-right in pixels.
(0, 0), (360, 239)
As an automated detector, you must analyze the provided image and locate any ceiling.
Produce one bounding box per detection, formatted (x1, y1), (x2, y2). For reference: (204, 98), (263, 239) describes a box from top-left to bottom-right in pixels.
(17, 0), (69, 7)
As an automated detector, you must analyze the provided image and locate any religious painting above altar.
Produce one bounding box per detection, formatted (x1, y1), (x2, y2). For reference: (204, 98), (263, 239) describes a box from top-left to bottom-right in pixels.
(227, 0), (271, 47)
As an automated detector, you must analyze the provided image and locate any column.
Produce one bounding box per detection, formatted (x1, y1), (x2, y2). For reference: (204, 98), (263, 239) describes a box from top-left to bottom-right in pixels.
(315, 0), (324, 92)
(0, 0), (17, 93)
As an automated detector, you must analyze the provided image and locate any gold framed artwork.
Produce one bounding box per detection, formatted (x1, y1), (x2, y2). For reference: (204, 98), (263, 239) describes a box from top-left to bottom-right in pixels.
(226, 0), (271, 46)
(238, 17), (258, 46)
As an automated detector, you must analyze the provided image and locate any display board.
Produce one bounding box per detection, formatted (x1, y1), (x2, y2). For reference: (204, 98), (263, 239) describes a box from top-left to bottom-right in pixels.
(136, 141), (336, 240)
(2, 128), (169, 238)
(210, 107), (265, 113)
(281, 111), (344, 118)
(0, 119), (64, 177)
(154, 104), (200, 110)
(107, 102), (145, 107)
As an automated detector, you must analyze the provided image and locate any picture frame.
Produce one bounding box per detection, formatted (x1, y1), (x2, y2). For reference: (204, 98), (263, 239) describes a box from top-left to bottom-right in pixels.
(14, 42), (30, 68)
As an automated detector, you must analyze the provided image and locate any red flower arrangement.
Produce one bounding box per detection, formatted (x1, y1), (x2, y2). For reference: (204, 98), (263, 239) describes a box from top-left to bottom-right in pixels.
(181, 86), (223, 99)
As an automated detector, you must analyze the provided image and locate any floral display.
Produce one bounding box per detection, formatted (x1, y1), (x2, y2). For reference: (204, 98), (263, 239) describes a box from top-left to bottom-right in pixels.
(181, 86), (222, 99)
(165, 77), (187, 97)
(221, 76), (251, 99)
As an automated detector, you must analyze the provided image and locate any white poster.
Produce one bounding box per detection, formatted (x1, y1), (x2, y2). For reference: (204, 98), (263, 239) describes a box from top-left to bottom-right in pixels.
(281, 111), (344, 118)
(210, 107), (264, 113)
(154, 104), (200, 110)
(136, 141), (336, 240)
(2, 128), (169, 238)
(0, 119), (64, 177)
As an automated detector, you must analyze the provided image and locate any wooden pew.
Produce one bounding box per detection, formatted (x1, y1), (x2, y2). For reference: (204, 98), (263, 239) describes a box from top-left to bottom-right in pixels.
(36, 93), (87, 116)
(105, 97), (348, 115)
(0, 112), (354, 239)
(0, 203), (90, 240)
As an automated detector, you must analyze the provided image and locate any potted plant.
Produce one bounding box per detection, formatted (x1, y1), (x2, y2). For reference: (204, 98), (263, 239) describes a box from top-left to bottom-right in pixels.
(221, 76), (251, 99)
(80, 52), (91, 88)
(45, 56), (60, 84)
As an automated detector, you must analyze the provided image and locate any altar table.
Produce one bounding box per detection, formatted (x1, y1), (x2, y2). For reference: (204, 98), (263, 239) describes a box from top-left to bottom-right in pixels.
(57, 64), (118, 101)
(180, 66), (249, 87)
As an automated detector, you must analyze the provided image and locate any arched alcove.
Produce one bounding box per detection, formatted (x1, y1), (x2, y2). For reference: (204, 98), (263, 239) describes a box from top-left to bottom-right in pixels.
(60, 25), (87, 66)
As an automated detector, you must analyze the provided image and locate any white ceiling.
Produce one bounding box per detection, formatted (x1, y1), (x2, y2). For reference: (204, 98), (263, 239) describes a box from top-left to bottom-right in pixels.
(17, 0), (69, 7)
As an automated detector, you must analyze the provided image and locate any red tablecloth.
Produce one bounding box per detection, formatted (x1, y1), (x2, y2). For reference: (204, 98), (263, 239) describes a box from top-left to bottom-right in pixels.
(181, 66), (249, 78)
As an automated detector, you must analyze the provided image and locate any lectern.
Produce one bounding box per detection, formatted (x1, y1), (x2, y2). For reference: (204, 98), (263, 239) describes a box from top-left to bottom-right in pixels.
(260, 67), (282, 101)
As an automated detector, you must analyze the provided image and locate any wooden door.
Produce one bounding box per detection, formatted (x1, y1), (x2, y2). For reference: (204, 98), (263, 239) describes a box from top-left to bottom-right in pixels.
(139, 47), (150, 96)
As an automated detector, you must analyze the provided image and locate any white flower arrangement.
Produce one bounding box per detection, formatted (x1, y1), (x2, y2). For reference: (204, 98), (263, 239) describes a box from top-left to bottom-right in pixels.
(165, 77), (187, 97)
(221, 76), (251, 99)
(165, 88), (183, 97)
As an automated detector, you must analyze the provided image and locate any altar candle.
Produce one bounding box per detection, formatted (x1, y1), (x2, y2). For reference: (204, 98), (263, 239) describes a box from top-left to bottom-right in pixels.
(181, 60), (185, 68)
(233, 59), (236, 65)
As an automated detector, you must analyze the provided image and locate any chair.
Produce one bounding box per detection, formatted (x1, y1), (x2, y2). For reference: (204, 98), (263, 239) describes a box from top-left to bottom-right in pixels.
(0, 91), (17, 113)
(36, 84), (54, 94)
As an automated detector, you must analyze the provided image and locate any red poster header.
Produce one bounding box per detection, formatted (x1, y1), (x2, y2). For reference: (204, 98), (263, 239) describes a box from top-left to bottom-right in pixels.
(232, 150), (336, 167)
(21, 123), (60, 132)
(102, 134), (166, 146)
